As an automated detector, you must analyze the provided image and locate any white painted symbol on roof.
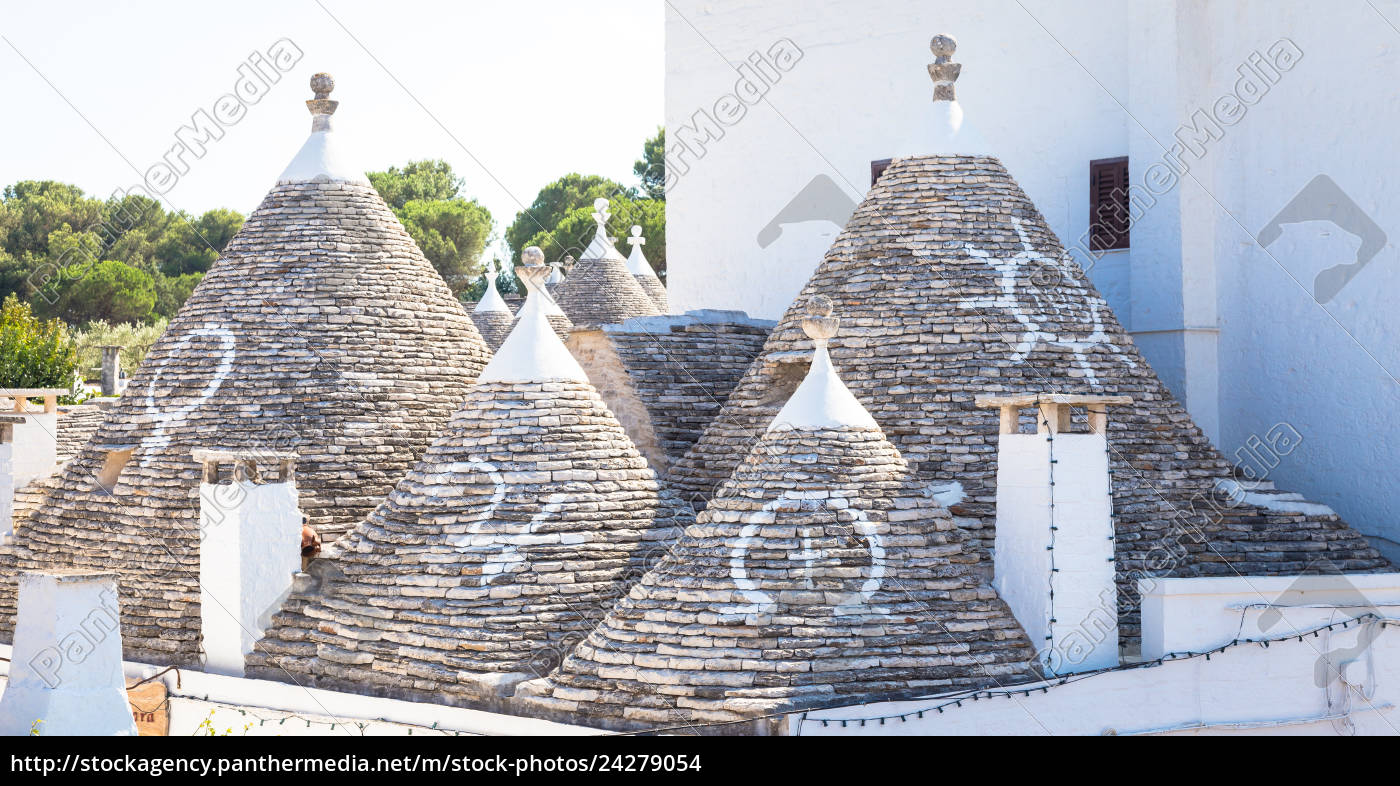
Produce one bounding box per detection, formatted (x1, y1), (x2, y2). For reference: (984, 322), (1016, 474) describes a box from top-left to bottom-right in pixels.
(137, 326), (237, 469)
(448, 457), (574, 587)
(954, 217), (1129, 383)
(729, 492), (886, 615)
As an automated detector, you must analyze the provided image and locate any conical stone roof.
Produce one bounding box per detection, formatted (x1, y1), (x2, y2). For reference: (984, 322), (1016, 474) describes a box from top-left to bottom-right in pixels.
(624, 225), (670, 312)
(470, 262), (515, 352)
(553, 199), (661, 328)
(516, 298), (1032, 730)
(247, 256), (694, 708)
(0, 74), (492, 665)
(667, 39), (1387, 649)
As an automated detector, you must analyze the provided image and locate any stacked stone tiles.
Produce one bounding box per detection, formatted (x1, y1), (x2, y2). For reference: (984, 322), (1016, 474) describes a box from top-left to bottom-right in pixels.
(516, 299), (1033, 730)
(246, 255), (693, 708)
(602, 311), (772, 469)
(667, 154), (1388, 648)
(56, 400), (115, 462)
(553, 200), (661, 328)
(0, 75), (491, 664)
(470, 266), (515, 352)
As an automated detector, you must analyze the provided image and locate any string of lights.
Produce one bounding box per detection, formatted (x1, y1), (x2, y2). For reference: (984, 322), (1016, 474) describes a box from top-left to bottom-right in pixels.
(183, 700), (471, 736)
(803, 613), (1395, 728)
(1043, 409), (1058, 664)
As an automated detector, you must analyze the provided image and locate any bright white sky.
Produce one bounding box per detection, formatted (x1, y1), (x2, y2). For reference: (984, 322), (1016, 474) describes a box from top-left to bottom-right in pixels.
(0, 1), (663, 258)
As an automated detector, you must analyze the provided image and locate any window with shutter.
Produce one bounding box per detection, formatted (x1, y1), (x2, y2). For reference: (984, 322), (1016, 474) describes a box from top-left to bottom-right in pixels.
(1089, 156), (1130, 251)
(871, 158), (893, 186)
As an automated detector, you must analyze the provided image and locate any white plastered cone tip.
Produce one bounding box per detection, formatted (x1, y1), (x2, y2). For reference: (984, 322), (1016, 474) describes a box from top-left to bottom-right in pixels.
(768, 296), (879, 432)
(625, 225), (658, 277)
(278, 72), (369, 184)
(478, 248), (587, 384)
(475, 263), (511, 315)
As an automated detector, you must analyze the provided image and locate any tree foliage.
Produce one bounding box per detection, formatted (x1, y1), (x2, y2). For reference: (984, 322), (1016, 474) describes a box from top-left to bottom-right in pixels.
(505, 174), (627, 265)
(634, 127), (666, 201)
(70, 317), (168, 376)
(0, 180), (243, 327)
(368, 160), (494, 295)
(51, 260), (157, 325)
(0, 293), (77, 388)
(504, 133), (668, 279)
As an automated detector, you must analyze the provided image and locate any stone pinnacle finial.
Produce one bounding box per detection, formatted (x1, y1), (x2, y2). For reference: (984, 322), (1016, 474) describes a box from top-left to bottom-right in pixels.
(801, 295), (839, 346)
(927, 34), (961, 102)
(627, 225), (645, 249)
(592, 197), (611, 227)
(518, 246), (550, 290)
(306, 72), (339, 131)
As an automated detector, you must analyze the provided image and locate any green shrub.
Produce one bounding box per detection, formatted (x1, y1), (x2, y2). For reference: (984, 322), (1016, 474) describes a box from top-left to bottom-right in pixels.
(72, 318), (168, 377)
(0, 293), (76, 388)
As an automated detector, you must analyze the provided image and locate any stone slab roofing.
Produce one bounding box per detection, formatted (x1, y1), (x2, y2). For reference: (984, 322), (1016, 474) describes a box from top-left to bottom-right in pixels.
(517, 300), (1032, 730)
(552, 200), (661, 329)
(247, 255), (693, 709)
(599, 311), (772, 473)
(666, 155), (1388, 649)
(0, 75), (492, 665)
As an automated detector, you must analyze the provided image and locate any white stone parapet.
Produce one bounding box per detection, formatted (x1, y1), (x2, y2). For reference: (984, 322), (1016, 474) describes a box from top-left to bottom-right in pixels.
(0, 571), (137, 736)
(2, 389), (64, 490)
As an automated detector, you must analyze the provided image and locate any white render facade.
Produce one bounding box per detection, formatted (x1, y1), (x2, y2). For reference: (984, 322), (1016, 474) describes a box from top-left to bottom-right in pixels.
(663, 0), (1400, 560)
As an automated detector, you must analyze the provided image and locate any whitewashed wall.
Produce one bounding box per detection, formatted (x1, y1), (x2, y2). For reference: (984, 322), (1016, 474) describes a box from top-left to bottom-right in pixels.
(11, 412), (58, 488)
(0, 650), (600, 737)
(798, 580), (1400, 736)
(665, 0), (1400, 554)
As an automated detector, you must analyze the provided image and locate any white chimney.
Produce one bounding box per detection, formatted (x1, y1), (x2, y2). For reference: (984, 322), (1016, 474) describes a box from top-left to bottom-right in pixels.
(977, 393), (1129, 675)
(195, 449), (301, 677)
(0, 571), (138, 736)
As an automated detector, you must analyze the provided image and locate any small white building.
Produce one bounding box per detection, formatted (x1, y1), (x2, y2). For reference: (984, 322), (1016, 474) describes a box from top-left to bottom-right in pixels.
(663, 0), (1400, 560)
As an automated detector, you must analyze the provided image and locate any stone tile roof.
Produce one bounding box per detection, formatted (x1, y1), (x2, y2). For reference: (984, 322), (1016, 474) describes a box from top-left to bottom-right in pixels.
(600, 311), (772, 472)
(665, 156), (1388, 649)
(469, 312), (514, 353)
(552, 201), (662, 329)
(0, 79), (492, 665)
(247, 269), (693, 708)
(56, 400), (114, 463)
(516, 302), (1032, 729)
(553, 257), (660, 329)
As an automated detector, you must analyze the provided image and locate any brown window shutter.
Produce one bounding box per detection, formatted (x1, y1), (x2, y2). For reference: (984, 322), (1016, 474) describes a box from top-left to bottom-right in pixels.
(871, 159), (893, 186)
(1089, 156), (1130, 251)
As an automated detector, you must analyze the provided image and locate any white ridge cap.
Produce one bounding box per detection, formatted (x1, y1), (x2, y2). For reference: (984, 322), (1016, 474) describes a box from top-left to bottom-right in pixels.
(478, 251), (587, 384)
(278, 131), (368, 184)
(583, 198), (625, 261)
(475, 263), (511, 315)
(768, 345), (878, 432)
(277, 72), (368, 185)
(767, 296), (878, 432)
(624, 225), (658, 277)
